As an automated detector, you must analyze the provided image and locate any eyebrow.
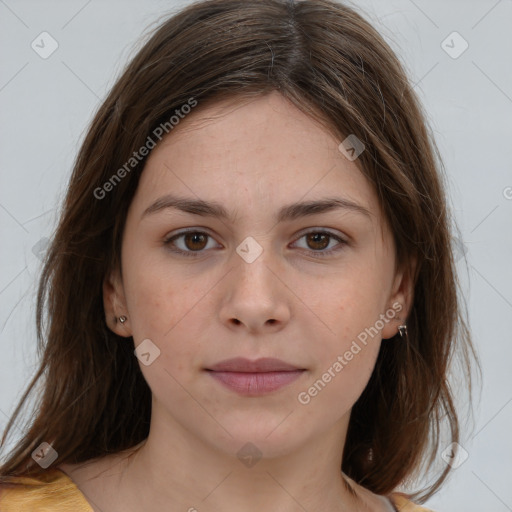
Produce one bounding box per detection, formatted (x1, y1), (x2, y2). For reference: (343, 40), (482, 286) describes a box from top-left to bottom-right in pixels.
(141, 194), (373, 223)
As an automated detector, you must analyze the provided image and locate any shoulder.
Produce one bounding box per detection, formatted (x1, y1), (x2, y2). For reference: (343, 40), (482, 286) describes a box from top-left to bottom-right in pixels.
(343, 473), (438, 512)
(390, 492), (438, 511)
(0, 468), (93, 512)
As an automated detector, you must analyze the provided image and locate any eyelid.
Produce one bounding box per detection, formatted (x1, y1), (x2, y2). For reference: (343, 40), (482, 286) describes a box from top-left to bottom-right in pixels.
(163, 227), (222, 255)
(290, 228), (348, 257)
(292, 226), (347, 241)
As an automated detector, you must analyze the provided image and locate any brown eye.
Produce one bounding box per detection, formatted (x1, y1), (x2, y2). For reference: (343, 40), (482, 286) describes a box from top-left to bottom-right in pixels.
(292, 230), (347, 258)
(164, 229), (346, 259)
(305, 232), (330, 251)
(182, 232), (208, 251)
(164, 230), (218, 257)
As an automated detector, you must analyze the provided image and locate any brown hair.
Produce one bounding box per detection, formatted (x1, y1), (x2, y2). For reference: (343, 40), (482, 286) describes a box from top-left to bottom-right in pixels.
(0, 0), (480, 503)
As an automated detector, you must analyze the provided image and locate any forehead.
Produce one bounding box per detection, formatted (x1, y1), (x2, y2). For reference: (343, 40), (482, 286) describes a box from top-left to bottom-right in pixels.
(130, 91), (386, 237)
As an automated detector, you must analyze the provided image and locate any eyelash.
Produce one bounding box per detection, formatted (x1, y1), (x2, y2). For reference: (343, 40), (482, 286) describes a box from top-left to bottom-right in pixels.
(163, 229), (347, 259)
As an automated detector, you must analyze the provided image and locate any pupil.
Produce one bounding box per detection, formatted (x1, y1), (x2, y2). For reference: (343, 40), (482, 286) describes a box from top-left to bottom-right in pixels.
(187, 233), (206, 250)
(309, 233), (328, 250)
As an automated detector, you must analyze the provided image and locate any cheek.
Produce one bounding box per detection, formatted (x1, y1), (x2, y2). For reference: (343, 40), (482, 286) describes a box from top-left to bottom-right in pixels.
(124, 273), (203, 400)
(309, 272), (387, 395)
(300, 299), (383, 419)
(325, 273), (387, 342)
(122, 242), (188, 330)
(299, 350), (379, 426)
(122, 253), (213, 373)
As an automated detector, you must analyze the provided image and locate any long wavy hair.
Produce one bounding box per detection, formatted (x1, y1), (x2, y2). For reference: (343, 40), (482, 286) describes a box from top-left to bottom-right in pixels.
(0, 0), (480, 503)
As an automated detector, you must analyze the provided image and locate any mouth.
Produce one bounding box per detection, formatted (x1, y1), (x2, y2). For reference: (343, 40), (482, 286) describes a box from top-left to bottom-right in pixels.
(204, 357), (306, 396)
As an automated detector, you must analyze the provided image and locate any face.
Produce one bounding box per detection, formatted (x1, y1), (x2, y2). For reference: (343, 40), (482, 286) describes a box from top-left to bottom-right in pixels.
(104, 90), (413, 459)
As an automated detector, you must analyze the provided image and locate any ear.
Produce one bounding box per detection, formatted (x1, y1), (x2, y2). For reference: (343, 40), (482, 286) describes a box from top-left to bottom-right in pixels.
(381, 255), (417, 340)
(103, 267), (132, 337)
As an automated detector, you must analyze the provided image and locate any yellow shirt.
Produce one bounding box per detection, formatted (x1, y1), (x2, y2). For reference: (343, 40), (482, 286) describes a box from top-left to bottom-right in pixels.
(0, 468), (436, 511)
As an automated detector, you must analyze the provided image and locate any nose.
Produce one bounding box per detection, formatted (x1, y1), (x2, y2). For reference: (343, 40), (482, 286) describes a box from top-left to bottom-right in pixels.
(218, 250), (291, 334)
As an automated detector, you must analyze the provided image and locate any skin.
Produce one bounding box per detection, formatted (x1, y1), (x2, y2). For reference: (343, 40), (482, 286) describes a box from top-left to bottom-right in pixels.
(59, 90), (415, 512)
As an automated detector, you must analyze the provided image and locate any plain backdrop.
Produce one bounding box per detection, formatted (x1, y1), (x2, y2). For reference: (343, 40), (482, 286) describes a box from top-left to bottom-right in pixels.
(1, 0), (511, 510)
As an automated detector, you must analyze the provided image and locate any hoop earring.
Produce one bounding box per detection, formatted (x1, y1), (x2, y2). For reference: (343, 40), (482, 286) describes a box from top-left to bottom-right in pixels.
(118, 315), (127, 324)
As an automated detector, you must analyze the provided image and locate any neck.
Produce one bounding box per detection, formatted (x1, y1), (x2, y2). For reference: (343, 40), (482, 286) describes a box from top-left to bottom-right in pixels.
(109, 411), (369, 512)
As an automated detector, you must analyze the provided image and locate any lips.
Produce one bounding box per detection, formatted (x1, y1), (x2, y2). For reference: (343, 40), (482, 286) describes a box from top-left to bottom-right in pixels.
(205, 357), (303, 373)
(204, 357), (306, 395)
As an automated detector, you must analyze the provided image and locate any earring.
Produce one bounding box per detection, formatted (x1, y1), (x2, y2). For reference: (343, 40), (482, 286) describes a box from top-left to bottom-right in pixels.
(398, 324), (407, 338)
(118, 315), (127, 324)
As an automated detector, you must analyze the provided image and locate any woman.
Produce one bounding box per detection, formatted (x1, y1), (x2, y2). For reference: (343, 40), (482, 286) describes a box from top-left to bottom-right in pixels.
(0, 0), (479, 510)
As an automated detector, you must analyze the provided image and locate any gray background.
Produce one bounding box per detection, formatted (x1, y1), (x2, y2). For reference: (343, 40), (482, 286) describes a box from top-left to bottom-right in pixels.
(1, 0), (511, 510)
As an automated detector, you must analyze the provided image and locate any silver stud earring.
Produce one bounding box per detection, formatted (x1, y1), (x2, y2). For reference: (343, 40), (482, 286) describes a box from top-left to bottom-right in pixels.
(119, 315), (127, 324)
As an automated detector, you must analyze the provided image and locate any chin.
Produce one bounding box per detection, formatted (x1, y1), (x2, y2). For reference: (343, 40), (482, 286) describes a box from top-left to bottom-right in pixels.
(207, 422), (307, 461)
